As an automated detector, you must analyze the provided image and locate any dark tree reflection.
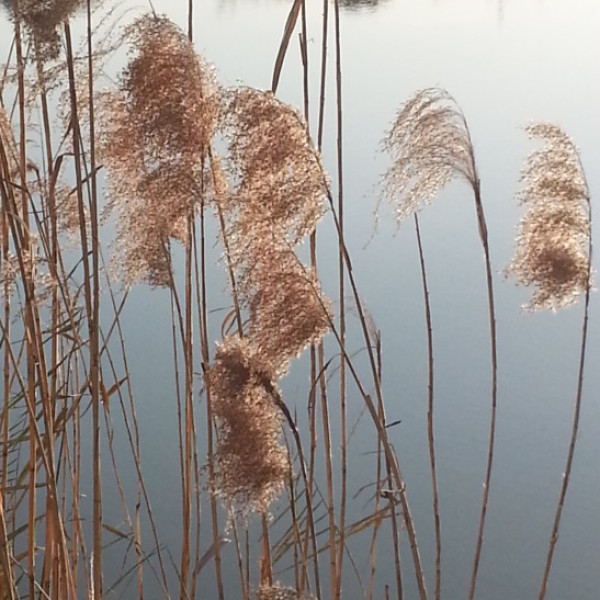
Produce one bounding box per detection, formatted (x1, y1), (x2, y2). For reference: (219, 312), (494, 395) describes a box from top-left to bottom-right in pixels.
(339, 0), (389, 11)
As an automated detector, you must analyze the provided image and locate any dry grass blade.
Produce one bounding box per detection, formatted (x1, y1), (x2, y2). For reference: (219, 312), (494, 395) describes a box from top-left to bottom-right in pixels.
(271, 0), (303, 93)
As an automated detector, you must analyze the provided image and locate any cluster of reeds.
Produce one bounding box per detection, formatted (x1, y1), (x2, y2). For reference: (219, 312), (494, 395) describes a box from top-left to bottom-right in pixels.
(0, 2), (154, 599)
(208, 88), (331, 513)
(381, 93), (593, 600)
(0, 1), (595, 599)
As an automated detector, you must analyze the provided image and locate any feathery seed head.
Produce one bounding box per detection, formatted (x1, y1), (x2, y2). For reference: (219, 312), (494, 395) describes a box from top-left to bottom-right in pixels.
(99, 14), (221, 287)
(119, 15), (219, 163)
(382, 87), (477, 223)
(208, 337), (287, 514)
(221, 88), (327, 246)
(506, 123), (592, 311)
(241, 240), (332, 375)
(18, 0), (84, 61)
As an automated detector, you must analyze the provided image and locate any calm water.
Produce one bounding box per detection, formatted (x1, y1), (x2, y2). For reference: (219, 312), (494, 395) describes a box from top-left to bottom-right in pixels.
(1, 1), (600, 598)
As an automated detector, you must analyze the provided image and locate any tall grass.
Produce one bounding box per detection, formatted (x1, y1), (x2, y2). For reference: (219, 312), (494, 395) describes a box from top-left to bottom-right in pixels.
(0, 2), (594, 600)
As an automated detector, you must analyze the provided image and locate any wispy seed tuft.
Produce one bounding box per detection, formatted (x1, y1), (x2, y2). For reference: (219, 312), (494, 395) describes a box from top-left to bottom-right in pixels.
(381, 87), (477, 223)
(506, 123), (592, 311)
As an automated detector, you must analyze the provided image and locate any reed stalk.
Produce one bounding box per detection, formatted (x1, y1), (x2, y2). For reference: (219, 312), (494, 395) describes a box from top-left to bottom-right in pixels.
(332, 2), (348, 598)
(505, 123), (593, 599)
(413, 213), (441, 600)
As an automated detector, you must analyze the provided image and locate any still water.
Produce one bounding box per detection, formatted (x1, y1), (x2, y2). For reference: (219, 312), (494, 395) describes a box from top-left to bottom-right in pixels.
(1, 0), (600, 598)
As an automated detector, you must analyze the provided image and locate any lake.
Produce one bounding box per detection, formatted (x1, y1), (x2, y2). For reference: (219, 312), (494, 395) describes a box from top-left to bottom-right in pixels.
(0, 0), (599, 598)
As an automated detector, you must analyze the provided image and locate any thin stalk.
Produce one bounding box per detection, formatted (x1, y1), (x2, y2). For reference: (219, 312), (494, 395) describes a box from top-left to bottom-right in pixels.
(266, 386), (320, 599)
(299, 4), (335, 596)
(538, 200), (593, 600)
(8, 5), (29, 597)
(300, 190), (429, 599)
(64, 21), (103, 598)
(319, 348), (338, 599)
(261, 516), (274, 587)
(10, 4), (38, 596)
(0, 127), (10, 520)
(198, 194), (225, 600)
(102, 267), (171, 598)
(86, 8), (103, 597)
(181, 13), (196, 598)
(314, 0), (328, 596)
(0, 493), (16, 600)
(332, 2), (347, 596)
(167, 269), (189, 598)
(413, 214), (441, 600)
(179, 216), (194, 600)
(467, 180), (498, 600)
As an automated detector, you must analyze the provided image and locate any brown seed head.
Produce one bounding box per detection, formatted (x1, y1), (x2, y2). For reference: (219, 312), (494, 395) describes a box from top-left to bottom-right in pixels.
(239, 236), (331, 375)
(506, 123), (592, 311)
(220, 87), (327, 247)
(98, 14), (221, 287)
(18, 0), (84, 61)
(207, 337), (287, 514)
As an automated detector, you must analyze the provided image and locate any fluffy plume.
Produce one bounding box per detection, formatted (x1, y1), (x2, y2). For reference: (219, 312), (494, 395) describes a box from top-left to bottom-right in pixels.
(98, 14), (220, 286)
(220, 87), (327, 249)
(207, 337), (288, 514)
(18, 0), (83, 61)
(506, 123), (591, 311)
(242, 236), (332, 375)
(207, 88), (331, 514)
(381, 87), (477, 222)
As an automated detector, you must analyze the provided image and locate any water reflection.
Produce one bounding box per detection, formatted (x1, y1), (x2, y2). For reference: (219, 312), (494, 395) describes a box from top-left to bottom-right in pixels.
(339, 0), (390, 12)
(211, 0), (390, 13)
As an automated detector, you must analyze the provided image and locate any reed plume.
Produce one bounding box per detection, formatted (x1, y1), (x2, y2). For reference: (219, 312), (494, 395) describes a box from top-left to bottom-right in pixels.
(207, 337), (288, 514)
(506, 123), (592, 310)
(242, 235), (332, 376)
(382, 87), (499, 600)
(208, 88), (331, 515)
(98, 13), (220, 287)
(17, 0), (84, 60)
(506, 123), (592, 600)
(221, 87), (327, 254)
(382, 88), (478, 223)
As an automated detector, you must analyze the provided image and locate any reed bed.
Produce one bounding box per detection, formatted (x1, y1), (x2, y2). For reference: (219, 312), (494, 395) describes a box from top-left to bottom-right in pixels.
(0, 2), (595, 599)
